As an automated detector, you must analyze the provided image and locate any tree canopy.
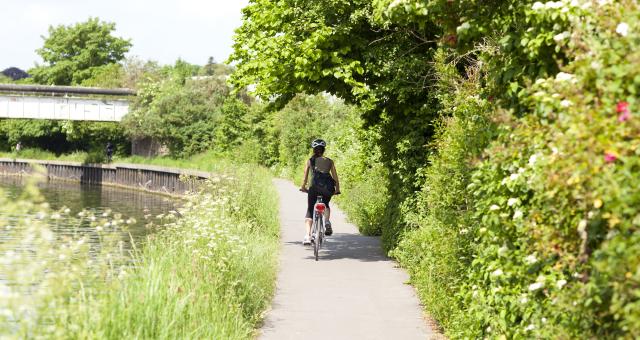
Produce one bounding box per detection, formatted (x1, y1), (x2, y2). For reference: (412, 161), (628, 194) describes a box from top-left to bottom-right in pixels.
(30, 17), (131, 85)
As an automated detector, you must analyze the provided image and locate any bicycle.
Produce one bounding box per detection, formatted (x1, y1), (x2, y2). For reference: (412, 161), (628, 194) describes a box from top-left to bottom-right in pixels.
(310, 195), (326, 261)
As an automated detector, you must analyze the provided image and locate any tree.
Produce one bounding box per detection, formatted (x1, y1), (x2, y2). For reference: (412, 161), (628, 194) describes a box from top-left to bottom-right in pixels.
(30, 17), (131, 85)
(1, 67), (29, 80)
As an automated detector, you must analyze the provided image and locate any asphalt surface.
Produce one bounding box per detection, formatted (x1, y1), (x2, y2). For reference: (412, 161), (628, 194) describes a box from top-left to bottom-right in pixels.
(259, 179), (442, 340)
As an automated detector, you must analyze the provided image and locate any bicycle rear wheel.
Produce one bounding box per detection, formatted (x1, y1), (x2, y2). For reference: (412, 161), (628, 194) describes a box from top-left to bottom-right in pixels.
(314, 216), (321, 261)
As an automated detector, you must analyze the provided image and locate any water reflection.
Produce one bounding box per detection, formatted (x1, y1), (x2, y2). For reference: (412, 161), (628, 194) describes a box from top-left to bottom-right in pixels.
(0, 176), (179, 245)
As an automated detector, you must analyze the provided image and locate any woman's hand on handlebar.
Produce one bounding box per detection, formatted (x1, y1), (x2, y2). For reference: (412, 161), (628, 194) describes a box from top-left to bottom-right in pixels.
(299, 187), (308, 193)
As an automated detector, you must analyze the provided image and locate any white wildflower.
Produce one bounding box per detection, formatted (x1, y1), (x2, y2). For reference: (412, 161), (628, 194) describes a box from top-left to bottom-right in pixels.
(520, 295), (529, 304)
(542, 317), (547, 323)
(555, 72), (575, 82)
(459, 228), (469, 235)
(578, 219), (588, 234)
(457, 22), (471, 34)
(491, 269), (504, 277)
(529, 282), (544, 291)
(590, 61), (602, 70)
(616, 22), (630, 37)
(525, 254), (538, 264)
(498, 245), (508, 256)
(525, 324), (536, 331)
(513, 210), (524, 220)
(547, 1), (563, 9)
(507, 198), (519, 206)
(556, 279), (567, 289)
(388, 0), (404, 9)
(529, 154), (539, 166)
(532, 1), (544, 10)
(510, 173), (520, 181)
(490, 204), (501, 211)
(560, 99), (573, 107)
(553, 31), (570, 42)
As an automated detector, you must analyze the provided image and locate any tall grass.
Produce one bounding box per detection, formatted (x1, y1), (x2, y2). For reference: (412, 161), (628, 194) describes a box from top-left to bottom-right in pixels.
(0, 162), (279, 339)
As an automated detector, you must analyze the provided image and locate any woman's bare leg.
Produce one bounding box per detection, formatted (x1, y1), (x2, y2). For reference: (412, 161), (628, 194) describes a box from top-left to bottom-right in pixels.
(305, 218), (312, 236)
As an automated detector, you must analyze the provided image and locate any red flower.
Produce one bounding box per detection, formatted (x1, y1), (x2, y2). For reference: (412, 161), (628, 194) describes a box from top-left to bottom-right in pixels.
(619, 111), (631, 122)
(604, 152), (617, 163)
(617, 101), (630, 114)
(617, 101), (631, 122)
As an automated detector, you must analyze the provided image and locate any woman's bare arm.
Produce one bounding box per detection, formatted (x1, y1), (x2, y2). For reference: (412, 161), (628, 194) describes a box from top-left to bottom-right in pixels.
(300, 160), (310, 191)
(330, 162), (340, 193)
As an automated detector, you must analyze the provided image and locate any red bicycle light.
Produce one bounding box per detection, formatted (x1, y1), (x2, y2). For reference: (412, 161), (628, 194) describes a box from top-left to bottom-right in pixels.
(315, 203), (326, 213)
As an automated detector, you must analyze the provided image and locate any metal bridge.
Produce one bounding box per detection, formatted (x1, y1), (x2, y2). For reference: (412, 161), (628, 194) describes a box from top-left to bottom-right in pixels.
(0, 84), (136, 122)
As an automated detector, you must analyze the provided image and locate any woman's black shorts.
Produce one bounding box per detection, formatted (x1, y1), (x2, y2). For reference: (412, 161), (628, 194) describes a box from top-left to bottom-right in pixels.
(306, 186), (332, 219)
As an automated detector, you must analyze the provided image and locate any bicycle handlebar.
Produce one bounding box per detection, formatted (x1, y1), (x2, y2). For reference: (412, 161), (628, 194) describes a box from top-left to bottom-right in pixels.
(298, 188), (341, 195)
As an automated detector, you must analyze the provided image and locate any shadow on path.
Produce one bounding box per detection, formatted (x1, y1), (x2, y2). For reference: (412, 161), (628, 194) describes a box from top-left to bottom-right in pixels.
(284, 232), (388, 262)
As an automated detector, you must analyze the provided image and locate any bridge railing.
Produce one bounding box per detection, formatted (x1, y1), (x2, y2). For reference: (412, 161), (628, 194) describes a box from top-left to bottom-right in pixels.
(0, 84), (136, 122)
(0, 84), (136, 97)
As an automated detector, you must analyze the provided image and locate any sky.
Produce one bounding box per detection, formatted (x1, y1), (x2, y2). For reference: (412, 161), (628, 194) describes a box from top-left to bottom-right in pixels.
(1, 0), (250, 71)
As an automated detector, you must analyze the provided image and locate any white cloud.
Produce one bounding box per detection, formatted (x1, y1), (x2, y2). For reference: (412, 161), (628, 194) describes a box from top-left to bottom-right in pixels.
(0, 0), (250, 70)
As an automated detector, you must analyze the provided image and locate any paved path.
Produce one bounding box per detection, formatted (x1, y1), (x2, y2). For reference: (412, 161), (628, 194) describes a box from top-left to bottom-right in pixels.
(260, 179), (442, 340)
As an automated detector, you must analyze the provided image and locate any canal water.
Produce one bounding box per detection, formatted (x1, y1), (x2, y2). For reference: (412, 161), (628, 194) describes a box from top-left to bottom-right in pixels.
(0, 176), (179, 245)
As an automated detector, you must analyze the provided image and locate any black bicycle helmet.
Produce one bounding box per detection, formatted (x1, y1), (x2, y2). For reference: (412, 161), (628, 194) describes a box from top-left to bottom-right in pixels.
(311, 139), (326, 148)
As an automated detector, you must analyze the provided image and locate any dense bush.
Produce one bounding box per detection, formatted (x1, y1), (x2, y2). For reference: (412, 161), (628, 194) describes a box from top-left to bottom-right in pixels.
(447, 2), (640, 337)
(391, 1), (640, 337)
(122, 60), (249, 158)
(392, 53), (496, 330)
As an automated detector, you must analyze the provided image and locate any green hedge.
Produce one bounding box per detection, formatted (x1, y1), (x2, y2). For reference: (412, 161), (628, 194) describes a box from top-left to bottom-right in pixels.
(393, 1), (640, 337)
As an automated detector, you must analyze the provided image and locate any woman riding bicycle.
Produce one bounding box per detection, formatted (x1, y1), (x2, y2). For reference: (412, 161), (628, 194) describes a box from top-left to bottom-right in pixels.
(299, 139), (341, 245)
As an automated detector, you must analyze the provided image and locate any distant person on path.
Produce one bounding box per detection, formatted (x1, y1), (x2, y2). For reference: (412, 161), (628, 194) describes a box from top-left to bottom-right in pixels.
(105, 142), (114, 162)
(15, 141), (22, 153)
(299, 139), (341, 245)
